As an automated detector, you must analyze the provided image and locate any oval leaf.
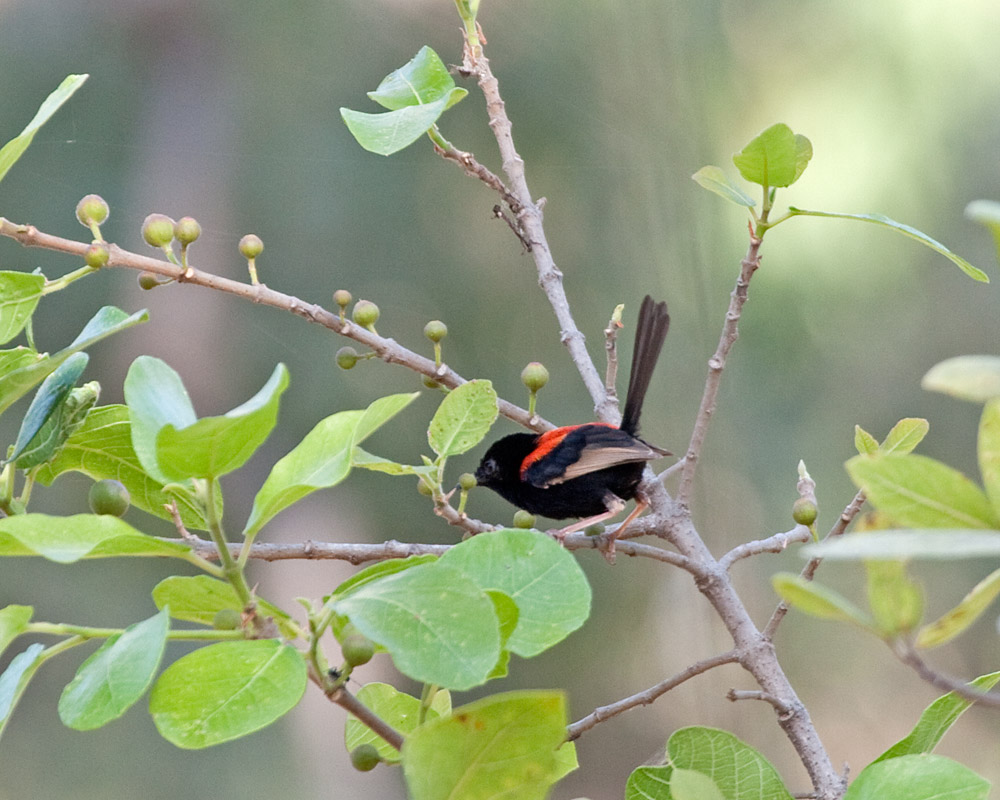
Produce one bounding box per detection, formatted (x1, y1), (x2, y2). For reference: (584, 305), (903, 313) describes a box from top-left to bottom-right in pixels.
(772, 572), (874, 629)
(344, 682), (451, 762)
(965, 199), (1000, 263)
(10, 351), (89, 466)
(0, 605), (32, 659)
(732, 123), (812, 188)
(0, 271), (45, 345)
(916, 567), (1000, 648)
(980, 398), (1000, 518)
(626, 765), (672, 800)
(844, 754), (989, 800)
(368, 46), (459, 109)
(922, 356), (1000, 402)
(0, 643), (45, 734)
(149, 640), (306, 749)
(428, 380), (498, 458)
(803, 530), (1000, 560)
(341, 91), (466, 157)
(671, 768), (725, 800)
(880, 418), (930, 455)
(691, 165), (756, 207)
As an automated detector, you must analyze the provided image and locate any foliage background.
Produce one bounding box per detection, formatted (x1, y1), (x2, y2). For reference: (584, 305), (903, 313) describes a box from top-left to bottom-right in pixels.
(1, 0), (998, 797)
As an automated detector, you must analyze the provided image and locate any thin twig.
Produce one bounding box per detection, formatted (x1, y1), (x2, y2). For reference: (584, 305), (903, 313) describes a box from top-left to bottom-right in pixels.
(719, 527), (812, 571)
(893, 641), (1000, 708)
(727, 688), (795, 717)
(327, 685), (405, 751)
(566, 650), (739, 740)
(603, 304), (624, 395)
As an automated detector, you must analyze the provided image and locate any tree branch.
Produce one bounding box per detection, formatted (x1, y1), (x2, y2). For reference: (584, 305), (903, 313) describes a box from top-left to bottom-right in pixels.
(893, 641), (1000, 708)
(719, 526), (812, 571)
(326, 685), (405, 751)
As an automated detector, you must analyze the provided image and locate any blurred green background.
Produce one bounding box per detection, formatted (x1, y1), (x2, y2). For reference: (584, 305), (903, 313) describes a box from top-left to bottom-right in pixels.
(1, 0), (999, 797)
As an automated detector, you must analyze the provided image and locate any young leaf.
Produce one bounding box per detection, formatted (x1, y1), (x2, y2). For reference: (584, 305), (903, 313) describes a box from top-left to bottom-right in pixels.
(58, 608), (169, 730)
(880, 418), (930, 455)
(843, 754), (989, 800)
(154, 363), (289, 481)
(0, 513), (192, 562)
(922, 355), (1000, 402)
(875, 670), (1000, 762)
(0, 272), (45, 345)
(367, 45), (461, 110)
(330, 562), (500, 690)
(10, 351), (89, 466)
(916, 567), (1000, 648)
(978, 398), (1000, 519)
(787, 208), (989, 282)
(0, 605), (32, 659)
(625, 765), (672, 800)
(33, 405), (212, 530)
(0, 74), (88, 185)
(667, 726), (795, 800)
(691, 166), (756, 207)
(344, 682), (451, 762)
(438, 529), (591, 658)
(732, 123), (812, 188)
(965, 199), (1000, 263)
(427, 380), (498, 458)
(846, 453), (998, 529)
(865, 559), (923, 637)
(855, 425), (879, 455)
(772, 572), (875, 630)
(401, 691), (570, 800)
(149, 640), (307, 748)
(803, 530), (1000, 560)
(0, 643), (45, 740)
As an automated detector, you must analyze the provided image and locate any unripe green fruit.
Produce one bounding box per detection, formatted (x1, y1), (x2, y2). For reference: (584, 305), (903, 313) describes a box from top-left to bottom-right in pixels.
(521, 362), (549, 392)
(458, 472), (477, 491)
(417, 480), (434, 497)
(138, 271), (160, 290)
(421, 375), (441, 389)
(336, 346), (359, 370)
(792, 497), (818, 526)
(238, 233), (263, 259)
(341, 632), (375, 667)
(513, 510), (536, 529)
(75, 194), (109, 226)
(84, 242), (110, 268)
(175, 216), (201, 245)
(350, 744), (380, 772)
(212, 608), (242, 630)
(88, 479), (130, 517)
(142, 213), (176, 247)
(333, 289), (352, 308)
(423, 320), (448, 343)
(352, 300), (380, 329)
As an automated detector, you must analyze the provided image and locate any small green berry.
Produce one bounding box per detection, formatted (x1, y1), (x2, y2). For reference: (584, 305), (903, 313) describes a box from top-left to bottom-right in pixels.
(423, 320), (448, 343)
(792, 497), (818, 526)
(458, 472), (477, 491)
(238, 233), (263, 259)
(75, 194), (109, 227)
(333, 289), (352, 309)
(521, 362), (550, 392)
(417, 479), (434, 497)
(352, 300), (380, 329)
(141, 213), (176, 247)
(341, 632), (375, 667)
(513, 510), (536, 529)
(421, 375), (441, 389)
(138, 271), (161, 290)
(212, 608), (242, 630)
(84, 242), (110, 269)
(175, 216), (201, 245)
(88, 479), (130, 517)
(336, 346), (359, 370)
(350, 744), (381, 772)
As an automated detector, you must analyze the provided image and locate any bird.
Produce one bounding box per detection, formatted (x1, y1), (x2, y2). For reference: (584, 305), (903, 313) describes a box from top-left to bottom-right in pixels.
(474, 295), (670, 550)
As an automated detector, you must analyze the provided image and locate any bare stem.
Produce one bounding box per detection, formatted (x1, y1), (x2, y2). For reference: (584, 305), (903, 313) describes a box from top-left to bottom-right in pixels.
(719, 526), (812, 571)
(893, 641), (1000, 708)
(326, 685), (405, 751)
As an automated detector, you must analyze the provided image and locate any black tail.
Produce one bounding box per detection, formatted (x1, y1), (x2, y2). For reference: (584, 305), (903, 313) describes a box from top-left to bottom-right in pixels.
(620, 295), (669, 435)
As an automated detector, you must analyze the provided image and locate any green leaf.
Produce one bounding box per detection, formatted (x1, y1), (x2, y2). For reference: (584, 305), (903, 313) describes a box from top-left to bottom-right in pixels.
(438, 529), (591, 657)
(485, 589), (518, 679)
(980, 398), (1000, 519)
(330, 562), (500, 690)
(844, 754), (989, 800)
(626, 765), (673, 800)
(402, 691), (570, 800)
(865, 559), (923, 637)
(803, 530), (1000, 560)
(772, 572), (875, 629)
(0, 306), (147, 418)
(0, 605), (32, 659)
(691, 166), (756, 207)
(787, 208), (989, 282)
(10, 351), (89, 466)
(855, 425), (879, 455)
(916, 567), (1000, 648)
(0, 643), (45, 739)
(0, 74), (88, 185)
(875, 671), (1000, 762)
(34, 405), (212, 530)
(0, 513), (192, 562)
(344, 682), (451, 762)
(351, 447), (438, 477)
(58, 608), (169, 730)
(880, 418), (929, 455)
(243, 392), (417, 536)
(0, 271), (45, 344)
(154, 363), (289, 481)
(667, 726), (795, 800)
(427, 380), (498, 458)
(732, 123), (812, 188)
(328, 554), (439, 603)
(846, 453), (998, 529)
(152, 575), (299, 640)
(149, 640), (306, 748)
(367, 46), (463, 110)
(965, 199), (1000, 263)
(670, 768), (725, 800)
(922, 356), (1000, 402)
